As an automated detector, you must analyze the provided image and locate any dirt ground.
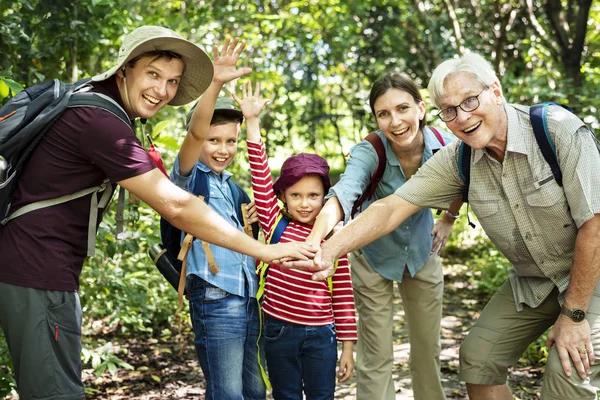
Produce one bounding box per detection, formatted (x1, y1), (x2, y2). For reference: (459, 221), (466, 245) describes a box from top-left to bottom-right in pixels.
(77, 263), (543, 400)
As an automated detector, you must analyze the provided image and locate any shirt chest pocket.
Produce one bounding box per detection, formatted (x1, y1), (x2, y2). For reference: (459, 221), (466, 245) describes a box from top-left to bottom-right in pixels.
(205, 183), (240, 226)
(525, 180), (576, 256)
(469, 197), (527, 263)
(469, 197), (510, 246)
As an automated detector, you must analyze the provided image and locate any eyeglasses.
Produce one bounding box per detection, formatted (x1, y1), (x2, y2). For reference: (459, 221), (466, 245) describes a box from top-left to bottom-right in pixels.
(436, 87), (489, 122)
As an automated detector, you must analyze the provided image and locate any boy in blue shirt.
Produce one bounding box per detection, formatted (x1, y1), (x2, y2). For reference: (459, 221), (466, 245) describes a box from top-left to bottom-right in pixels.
(170, 38), (265, 400)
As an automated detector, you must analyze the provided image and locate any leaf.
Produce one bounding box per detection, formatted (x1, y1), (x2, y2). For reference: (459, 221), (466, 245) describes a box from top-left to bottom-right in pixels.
(91, 353), (102, 368)
(114, 359), (135, 370)
(151, 374), (161, 383)
(107, 362), (118, 376)
(2, 79), (23, 95)
(153, 136), (180, 152)
(151, 120), (172, 137)
(127, 271), (147, 279)
(0, 81), (9, 99)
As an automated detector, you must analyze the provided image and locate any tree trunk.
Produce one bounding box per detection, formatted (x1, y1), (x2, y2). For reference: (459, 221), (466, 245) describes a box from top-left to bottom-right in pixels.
(544, 0), (592, 106)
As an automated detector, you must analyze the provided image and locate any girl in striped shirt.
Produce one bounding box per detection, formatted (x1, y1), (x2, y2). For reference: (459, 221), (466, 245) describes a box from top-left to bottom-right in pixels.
(234, 82), (357, 399)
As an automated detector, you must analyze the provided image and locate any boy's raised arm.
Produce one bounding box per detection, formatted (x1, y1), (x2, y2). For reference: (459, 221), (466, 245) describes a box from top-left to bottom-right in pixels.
(178, 38), (252, 176)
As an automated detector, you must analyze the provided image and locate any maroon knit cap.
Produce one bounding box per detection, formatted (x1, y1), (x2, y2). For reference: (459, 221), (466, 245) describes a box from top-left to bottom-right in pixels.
(273, 153), (331, 193)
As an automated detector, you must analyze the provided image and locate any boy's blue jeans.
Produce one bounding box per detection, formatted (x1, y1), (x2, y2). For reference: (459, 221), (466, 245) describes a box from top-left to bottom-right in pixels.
(186, 275), (266, 400)
(263, 316), (337, 400)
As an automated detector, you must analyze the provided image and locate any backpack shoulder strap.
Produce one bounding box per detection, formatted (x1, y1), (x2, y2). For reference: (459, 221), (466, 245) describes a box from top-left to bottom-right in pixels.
(68, 91), (132, 130)
(326, 260), (338, 294)
(229, 179), (246, 220)
(256, 214), (291, 301)
(229, 180), (260, 239)
(268, 214), (290, 245)
(457, 142), (471, 203)
(428, 126), (445, 146)
(191, 169), (210, 202)
(351, 131), (386, 218)
(530, 103), (562, 187)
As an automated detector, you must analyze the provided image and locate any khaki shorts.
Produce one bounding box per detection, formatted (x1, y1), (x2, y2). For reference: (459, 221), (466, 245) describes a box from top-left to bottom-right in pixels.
(0, 281), (84, 400)
(459, 279), (600, 399)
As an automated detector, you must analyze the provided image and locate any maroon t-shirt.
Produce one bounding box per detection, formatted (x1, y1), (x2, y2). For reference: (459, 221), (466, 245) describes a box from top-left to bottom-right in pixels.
(0, 77), (155, 291)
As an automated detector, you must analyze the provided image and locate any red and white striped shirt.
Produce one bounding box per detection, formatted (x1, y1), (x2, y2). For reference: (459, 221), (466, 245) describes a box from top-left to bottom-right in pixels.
(248, 140), (357, 342)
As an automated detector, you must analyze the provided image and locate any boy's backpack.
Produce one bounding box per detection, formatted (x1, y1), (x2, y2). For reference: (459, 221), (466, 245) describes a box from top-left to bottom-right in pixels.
(255, 214), (337, 301)
(0, 78), (132, 255)
(457, 102), (592, 203)
(158, 171), (260, 290)
(351, 126), (445, 217)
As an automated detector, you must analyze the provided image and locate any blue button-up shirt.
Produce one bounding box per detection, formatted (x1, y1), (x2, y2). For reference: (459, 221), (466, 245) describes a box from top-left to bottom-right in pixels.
(171, 156), (257, 298)
(327, 127), (456, 282)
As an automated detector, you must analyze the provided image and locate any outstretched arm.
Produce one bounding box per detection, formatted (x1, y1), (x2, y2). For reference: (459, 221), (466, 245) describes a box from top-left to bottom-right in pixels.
(306, 196), (344, 245)
(284, 193), (422, 280)
(178, 38), (252, 175)
(119, 169), (316, 263)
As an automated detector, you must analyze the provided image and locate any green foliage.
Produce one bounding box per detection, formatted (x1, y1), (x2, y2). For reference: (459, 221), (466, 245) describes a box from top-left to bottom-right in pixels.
(0, 77), (23, 107)
(0, 332), (16, 397)
(521, 331), (550, 366)
(82, 341), (134, 377)
(80, 201), (179, 335)
(444, 211), (511, 297)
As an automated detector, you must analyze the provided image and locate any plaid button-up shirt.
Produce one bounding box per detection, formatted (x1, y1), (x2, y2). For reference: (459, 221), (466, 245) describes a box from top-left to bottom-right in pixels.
(396, 103), (600, 311)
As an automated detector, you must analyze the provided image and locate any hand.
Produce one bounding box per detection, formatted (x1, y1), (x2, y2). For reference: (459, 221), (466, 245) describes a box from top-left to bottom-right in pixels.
(245, 200), (259, 225)
(546, 314), (593, 379)
(212, 37), (252, 84)
(311, 244), (337, 280)
(431, 217), (454, 255)
(280, 240), (337, 280)
(262, 241), (317, 265)
(338, 343), (355, 382)
(232, 81), (271, 120)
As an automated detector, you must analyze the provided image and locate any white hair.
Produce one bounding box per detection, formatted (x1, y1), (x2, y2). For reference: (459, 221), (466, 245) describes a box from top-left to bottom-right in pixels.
(428, 52), (499, 109)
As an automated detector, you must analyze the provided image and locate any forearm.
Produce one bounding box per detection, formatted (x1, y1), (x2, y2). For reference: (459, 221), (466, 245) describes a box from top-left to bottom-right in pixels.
(307, 197), (344, 244)
(441, 197), (463, 224)
(173, 197), (270, 261)
(564, 214), (600, 310)
(121, 170), (269, 261)
(178, 82), (223, 175)
(245, 116), (261, 143)
(341, 341), (354, 352)
(323, 194), (421, 260)
(187, 81), (222, 139)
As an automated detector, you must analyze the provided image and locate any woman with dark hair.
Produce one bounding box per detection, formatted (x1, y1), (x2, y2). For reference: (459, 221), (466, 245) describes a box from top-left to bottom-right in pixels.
(307, 72), (461, 400)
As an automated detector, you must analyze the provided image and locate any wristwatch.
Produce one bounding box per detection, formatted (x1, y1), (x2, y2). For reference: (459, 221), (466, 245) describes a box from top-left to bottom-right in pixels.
(561, 306), (586, 323)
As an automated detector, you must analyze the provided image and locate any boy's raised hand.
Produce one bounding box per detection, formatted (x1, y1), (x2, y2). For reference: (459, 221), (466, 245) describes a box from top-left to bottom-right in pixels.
(232, 81), (270, 120)
(212, 38), (252, 84)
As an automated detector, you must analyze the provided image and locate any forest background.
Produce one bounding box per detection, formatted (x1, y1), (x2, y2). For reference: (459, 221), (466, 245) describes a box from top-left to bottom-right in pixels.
(0, 0), (599, 398)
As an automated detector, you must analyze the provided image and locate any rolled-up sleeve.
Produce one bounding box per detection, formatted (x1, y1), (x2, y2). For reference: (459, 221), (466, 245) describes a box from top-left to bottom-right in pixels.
(554, 123), (600, 228)
(395, 141), (465, 210)
(327, 141), (379, 224)
(170, 155), (194, 191)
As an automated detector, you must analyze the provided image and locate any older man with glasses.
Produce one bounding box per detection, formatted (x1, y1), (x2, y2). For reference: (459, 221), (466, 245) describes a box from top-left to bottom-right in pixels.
(287, 52), (600, 400)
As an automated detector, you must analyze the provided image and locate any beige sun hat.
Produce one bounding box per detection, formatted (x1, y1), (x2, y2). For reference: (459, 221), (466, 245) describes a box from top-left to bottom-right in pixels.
(92, 25), (214, 106)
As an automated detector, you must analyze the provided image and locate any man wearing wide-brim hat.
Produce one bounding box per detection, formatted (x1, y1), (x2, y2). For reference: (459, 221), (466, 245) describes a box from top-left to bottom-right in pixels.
(0, 25), (316, 400)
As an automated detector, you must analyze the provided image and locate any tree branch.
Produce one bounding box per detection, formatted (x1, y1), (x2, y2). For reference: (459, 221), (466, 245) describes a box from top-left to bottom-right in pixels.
(524, 0), (560, 59)
(545, 0), (571, 54)
(441, 0), (465, 55)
